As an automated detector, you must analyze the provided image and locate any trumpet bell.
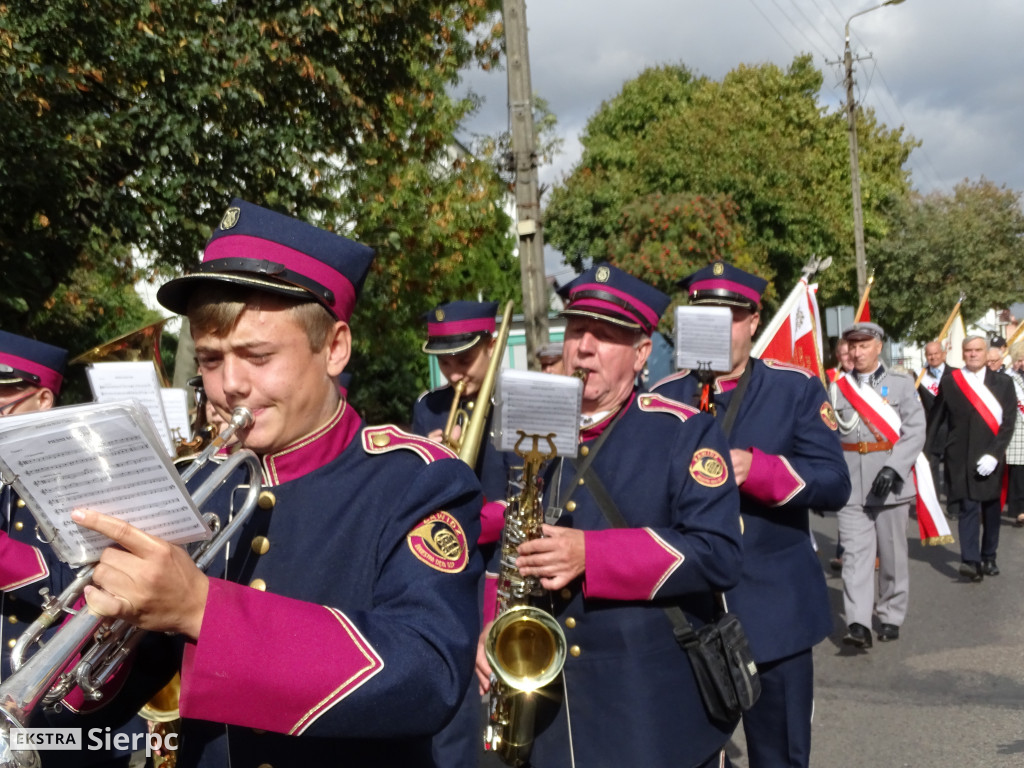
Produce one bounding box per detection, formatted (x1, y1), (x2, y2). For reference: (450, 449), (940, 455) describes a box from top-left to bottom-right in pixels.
(485, 605), (566, 693)
(1, 711), (42, 768)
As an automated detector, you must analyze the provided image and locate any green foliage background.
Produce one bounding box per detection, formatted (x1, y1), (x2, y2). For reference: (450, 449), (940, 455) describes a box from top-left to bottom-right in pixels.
(1, 0), (520, 421)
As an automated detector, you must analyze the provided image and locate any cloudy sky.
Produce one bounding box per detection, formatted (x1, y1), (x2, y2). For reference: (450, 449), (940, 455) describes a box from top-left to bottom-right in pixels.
(454, 0), (1024, 281)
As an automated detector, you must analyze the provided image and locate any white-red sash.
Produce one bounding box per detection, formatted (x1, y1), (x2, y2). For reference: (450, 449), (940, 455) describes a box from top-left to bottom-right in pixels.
(920, 369), (941, 397)
(951, 368), (1002, 435)
(836, 374), (953, 545)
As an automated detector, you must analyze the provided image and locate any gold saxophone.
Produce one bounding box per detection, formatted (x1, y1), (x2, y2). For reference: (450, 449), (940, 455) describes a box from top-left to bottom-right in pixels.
(482, 431), (567, 766)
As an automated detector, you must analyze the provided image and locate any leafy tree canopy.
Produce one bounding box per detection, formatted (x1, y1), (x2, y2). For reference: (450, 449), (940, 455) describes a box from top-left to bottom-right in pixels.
(1, 0), (521, 422)
(870, 179), (1024, 342)
(544, 55), (918, 313)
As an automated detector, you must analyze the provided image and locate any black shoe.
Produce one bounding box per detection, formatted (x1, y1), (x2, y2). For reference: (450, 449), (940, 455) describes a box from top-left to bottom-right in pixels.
(842, 622), (872, 649)
(959, 562), (983, 582)
(877, 623), (900, 642)
(981, 559), (1000, 576)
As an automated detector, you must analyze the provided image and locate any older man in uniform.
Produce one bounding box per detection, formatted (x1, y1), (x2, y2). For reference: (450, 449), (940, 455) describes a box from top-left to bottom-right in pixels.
(830, 321), (926, 648)
(477, 263), (743, 768)
(72, 198), (484, 768)
(927, 335), (1016, 580)
(654, 261), (851, 768)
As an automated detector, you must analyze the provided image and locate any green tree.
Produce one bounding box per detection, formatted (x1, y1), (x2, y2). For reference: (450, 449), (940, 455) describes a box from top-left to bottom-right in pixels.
(871, 179), (1024, 342)
(544, 56), (917, 310)
(1, 0), (518, 422)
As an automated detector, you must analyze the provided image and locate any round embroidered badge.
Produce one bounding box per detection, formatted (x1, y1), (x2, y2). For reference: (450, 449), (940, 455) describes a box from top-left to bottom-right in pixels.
(689, 448), (728, 487)
(820, 401), (839, 431)
(407, 511), (468, 573)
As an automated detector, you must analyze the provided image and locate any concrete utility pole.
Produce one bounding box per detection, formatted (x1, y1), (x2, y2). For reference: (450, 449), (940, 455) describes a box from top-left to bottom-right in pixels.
(502, 0), (548, 368)
(843, 0), (907, 299)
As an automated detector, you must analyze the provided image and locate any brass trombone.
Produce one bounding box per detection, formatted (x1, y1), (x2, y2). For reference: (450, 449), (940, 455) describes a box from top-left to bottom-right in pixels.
(0, 408), (260, 768)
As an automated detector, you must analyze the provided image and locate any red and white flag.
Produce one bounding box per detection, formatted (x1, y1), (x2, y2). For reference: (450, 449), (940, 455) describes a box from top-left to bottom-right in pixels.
(753, 278), (826, 383)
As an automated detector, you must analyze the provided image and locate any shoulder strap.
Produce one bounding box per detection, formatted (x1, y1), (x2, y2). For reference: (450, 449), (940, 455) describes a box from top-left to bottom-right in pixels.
(718, 359), (753, 438)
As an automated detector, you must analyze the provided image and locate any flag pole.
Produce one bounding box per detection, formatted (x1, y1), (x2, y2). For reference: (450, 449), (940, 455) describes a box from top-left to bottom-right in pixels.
(854, 271), (874, 322)
(915, 293), (965, 389)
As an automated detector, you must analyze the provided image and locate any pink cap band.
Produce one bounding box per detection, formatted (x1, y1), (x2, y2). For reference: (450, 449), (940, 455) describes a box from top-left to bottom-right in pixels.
(689, 278), (762, 304)
(0, 352), (63, 395)
(570, 281), (660, 329)
(426, 317), (495, 337)
(205, 235), (358, 320)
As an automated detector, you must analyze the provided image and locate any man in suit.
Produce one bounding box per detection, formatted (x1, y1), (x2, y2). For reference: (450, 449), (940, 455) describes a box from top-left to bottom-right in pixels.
(918, 341), (955, 504)
(830, 322), (926, 648)
(653, 261), (851, 768)
(928, 335), (1017, 580)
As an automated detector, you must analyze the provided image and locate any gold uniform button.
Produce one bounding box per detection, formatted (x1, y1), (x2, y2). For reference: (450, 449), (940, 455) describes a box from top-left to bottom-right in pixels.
(257, 491), (276, 510)
(565, 617), (576, 629)
(578, 477), (585, 486)
(16, 499), (25, 508)
(249, 578), (267, 592)
(560, 588), (572, 600)
(257, 763), (273, 768)
(467, 400), (476, 411)
(565, 501), (576, 512)
(13, 521), (23, 531)
(7, 639), (16, 649)
(641, 396), (652, 407)
(371, 432), (391, 448)
(569, 645), (581, 657)
(251, 536), (270, 555)
(8, 615), (18, 624)
(579, 445), (589, 457)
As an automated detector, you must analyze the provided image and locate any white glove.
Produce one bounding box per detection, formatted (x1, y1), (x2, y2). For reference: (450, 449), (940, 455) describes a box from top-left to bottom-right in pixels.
(976, 454), (998, 477)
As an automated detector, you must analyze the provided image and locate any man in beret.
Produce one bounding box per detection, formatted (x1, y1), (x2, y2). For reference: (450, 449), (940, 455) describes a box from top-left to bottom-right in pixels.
(654, 261), (851, 768)
(477, 263), (743, 768)
(830, 321), (925, 647)
(72, 199), (484, 767)
(927, 335), (1016, 580)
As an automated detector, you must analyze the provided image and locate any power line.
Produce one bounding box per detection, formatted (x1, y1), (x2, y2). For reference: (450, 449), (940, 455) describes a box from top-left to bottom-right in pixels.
(766, 0), (835, 61)
(784, 0), (842, 59)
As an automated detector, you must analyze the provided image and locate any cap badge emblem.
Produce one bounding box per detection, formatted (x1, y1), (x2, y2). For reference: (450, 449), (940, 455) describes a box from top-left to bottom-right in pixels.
(713, 262), (725, 276)
(435, 309), (445, 321)
(596, 266), (610, 283)
(219, 207), (241, 231)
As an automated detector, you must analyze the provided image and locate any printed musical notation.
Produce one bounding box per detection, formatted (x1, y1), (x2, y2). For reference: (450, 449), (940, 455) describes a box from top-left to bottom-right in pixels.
(85, 361), (176, 456)
(0, 401), (210, 567)
(492, 369), (582, 457)
(674, 306), (734, 372)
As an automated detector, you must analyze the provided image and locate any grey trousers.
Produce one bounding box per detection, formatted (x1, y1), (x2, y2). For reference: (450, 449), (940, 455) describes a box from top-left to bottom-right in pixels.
(838, 501), (910, 628)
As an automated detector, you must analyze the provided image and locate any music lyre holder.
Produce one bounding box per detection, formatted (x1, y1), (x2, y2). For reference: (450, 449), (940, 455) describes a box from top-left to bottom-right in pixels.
(695, 360), (717, 416)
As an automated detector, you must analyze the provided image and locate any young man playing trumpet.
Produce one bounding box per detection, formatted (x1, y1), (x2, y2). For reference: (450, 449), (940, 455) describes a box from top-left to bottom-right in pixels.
(72, 199), (484, 767)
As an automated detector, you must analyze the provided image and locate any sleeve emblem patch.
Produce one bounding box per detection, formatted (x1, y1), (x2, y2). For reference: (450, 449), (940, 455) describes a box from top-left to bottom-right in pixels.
(820, 401), (839, 431)
(689, 448), (729, 487)
(407, 511), (469, 573)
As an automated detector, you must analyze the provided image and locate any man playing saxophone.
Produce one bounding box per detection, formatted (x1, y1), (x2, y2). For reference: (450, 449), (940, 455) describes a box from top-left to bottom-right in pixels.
(70, 198), (484, 767)
(476, 263), (743, 768)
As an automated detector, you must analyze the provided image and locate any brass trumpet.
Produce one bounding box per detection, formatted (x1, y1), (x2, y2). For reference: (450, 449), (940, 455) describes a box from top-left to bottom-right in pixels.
(0, 408), (261, 768)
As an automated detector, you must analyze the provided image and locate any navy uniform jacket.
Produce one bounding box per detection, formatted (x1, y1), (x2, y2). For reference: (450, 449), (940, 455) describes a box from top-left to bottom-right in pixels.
(125, 401), (486, 768)
(411, 384), (512, 502)
(528, 391), (742, 768)
(654, 360), (850, 664)
(928, 367), (1017, 502)
(1, 487), (142, 767)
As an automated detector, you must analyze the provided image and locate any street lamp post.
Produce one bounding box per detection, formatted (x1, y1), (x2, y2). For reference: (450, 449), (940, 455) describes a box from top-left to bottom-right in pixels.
(844, 0), (906, 298)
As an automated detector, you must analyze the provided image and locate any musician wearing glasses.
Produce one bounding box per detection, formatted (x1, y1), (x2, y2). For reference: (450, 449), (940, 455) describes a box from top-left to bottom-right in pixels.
(413, 300), (513, 501)
(476, 264), (743, 768)
(653, 262), (851, 768)
(71, 199), (485, 768)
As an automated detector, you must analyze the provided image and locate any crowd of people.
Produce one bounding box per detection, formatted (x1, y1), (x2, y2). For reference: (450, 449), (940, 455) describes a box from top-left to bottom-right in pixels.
(1, 198), (1023, 768)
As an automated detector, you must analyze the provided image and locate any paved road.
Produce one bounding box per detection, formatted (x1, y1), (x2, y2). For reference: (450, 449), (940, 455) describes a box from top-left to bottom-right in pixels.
(729, 508), (1024, 768)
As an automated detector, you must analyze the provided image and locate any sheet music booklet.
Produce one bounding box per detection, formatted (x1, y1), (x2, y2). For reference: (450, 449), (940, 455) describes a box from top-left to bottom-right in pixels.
(0, 400), (211, 568)
(674, 306), (733, 372)
(492, 369), (582, 458)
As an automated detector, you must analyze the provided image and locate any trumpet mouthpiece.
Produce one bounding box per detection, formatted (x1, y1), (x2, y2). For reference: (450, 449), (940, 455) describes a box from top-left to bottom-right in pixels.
(230, 407), (254, 430)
